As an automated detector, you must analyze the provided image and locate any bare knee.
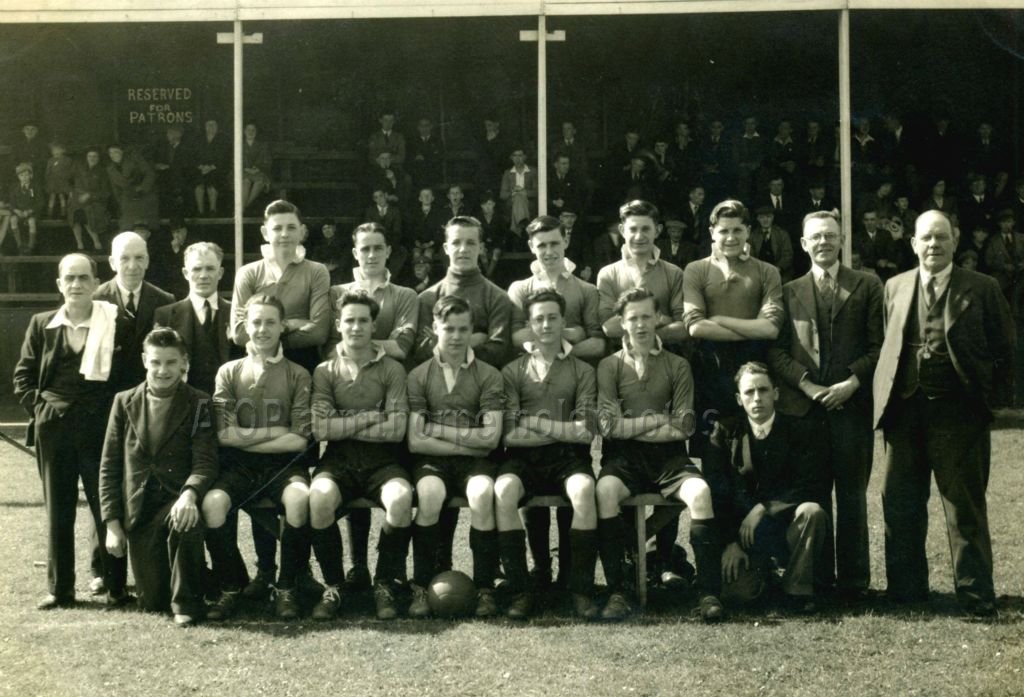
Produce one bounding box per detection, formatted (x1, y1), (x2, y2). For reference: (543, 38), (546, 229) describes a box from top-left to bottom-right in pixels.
(679, 478), (714, 519)
(494, 474), (523, 513)
(281, 483), (309, 527)
(382, 480), (413, 526)
(596, 476), (626, 517)
(416, 478), (446, 525)
(308, 480), (340, 529)
(202, 490), (232, 528)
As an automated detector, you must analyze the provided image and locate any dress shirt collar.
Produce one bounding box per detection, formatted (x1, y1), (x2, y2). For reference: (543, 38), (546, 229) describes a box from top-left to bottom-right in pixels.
(811, 261), (841, 283)
(621, 244), (661, 267)
(529, 257), (576, 282)
(523, 339), (572, 381)
(189, 292), (219, 318)
(743, 132), (761, 139)
(115, 278), (142, 306)
(246, 342), (284, 365)
(353, 266), (392, 293)
(433, 345), (475, 369)
(622, 335), (662, 380)
(749, 412), (776, 440)
(335, 343), (387, 381)
(47, 305), (92, 330)
(919, 262), (954, 298)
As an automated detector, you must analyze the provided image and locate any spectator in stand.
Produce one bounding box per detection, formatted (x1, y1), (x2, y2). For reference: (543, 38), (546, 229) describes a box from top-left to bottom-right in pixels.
(681, 183), (709, 249)
(476, 115), (510, 194)
(750, 206), (795, 284)
(650, 136), (676, 205)
(857, 177), (895, 221)
(549, 152), (582, 218)
(880, 111), (918, 189)
(443, 183), (468, 220)
(9, 162), (43, 253)
(555, 120), (591, 189)
(959, 174), (995, 241)
(733, 116), (765, 203)
(238, 122), (271, 211)
(407, 187), (446, 265)
(560, 209), (592, 280)
(367, 108), (406, 167)
(306, 218), (350, 286)
(701, 119), (730, 203)
(958, 248), (980, 272)
(920, 177), (958, 220)
(604, 128), (643, 193)
(148, 218), (191, 300)
(407, 117), (444, 191)
(669, 121), (700, 196)
(923, 111), (964, 187)
(800, 120), (830, 190)
(891, 190), (919, 232)
(153, 124), (194, 217)
(107, 144), (160, 232)
(616, 154), (655, 205)
(194, 118), (230, 217)
(500, 147), (537, 235)
(966, 122), (1006, 184)
(1010, 178), (1024, 229)
(45, 140), (74, 220)
(756, 174), (798, 240)
(964, 225), (992, 275)
(657, 213), (699, 271)
(590, 216), (624, 274)
(11, 121), (49, 181)
(852, 117), (881, 189)
(68, 146), (110, 252)
(984, 209), (1024, 308)
(366, 150), (411, 205)
(853, 210), (901, 282)
(769, 119), (798, 188)
(479, 190), (508, 279)
(364, 188), (404, 249)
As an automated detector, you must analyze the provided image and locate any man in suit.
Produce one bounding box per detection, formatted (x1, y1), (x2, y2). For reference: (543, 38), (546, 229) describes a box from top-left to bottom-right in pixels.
(100, 328), (218, 626)
(94, 231), (176, 387)
(154, 241), (236, 396)
(12, 254), (131, 609)
(681, 184), (708, 249)
(549, 153), (582, 218)
(768, 210), (883, 598)
(873, 210), (1015, 617)
(705, 362), (829, 614)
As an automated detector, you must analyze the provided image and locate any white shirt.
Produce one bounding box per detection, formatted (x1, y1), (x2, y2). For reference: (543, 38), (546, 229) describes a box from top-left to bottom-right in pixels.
(47, 305), (92, 353)
(523, 339), (573, 382)
(919, 262), (954, 301)
(622, 335), (663, 380)
(189, 293), (219, 322)
(115, 278), (142, 310)
(749, 412), (776, 440)
(810, 261), (841, 286)
(513, 165), (531, 190)
(433, 346), (475, 393)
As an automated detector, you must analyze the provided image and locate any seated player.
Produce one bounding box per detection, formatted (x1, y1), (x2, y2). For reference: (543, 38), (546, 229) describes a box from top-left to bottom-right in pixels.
(407, 295), (504, 618)
(705, 363), (828, 614)
(308, 292), (412, 620)
(596, 287), (724, 622)
(99, 328), (218, 626)
(202, 294), (315, 621)
(495, 289), (599, 620)
(508, 215), (605, 362)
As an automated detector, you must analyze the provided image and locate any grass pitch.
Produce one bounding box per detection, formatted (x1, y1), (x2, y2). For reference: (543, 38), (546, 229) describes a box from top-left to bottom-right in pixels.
(1, 425), (1022, 697)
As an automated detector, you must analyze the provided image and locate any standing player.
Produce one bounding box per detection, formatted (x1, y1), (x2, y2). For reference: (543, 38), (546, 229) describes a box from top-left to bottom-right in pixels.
(495, 289), (600, 620)
(323, 222), (419, 591)
(13, 254), (130, 609)
(308, 292), (413, 620)
(99, 328), (218, 626)
(407, 295), (504, 618)
(595, 287), (724, 622)
(202, 294), (315, 620)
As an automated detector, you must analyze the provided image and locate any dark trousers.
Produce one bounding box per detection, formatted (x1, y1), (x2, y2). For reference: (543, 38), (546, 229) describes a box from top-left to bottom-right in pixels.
(805, 405), (873, 591)
(127, 497), (206, 616)
(882, 392), (995, 605)
(750, 503), (827, 597)
(35, 408), (127, 600)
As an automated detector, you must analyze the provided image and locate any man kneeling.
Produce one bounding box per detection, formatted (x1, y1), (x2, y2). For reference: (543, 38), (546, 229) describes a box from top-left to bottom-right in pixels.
(100, 328), (218, 627)
(308, 291), (412, 620)
(706, 362), (828, 614)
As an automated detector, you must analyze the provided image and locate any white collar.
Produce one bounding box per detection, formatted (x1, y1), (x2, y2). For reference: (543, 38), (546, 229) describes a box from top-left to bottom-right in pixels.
(523, 339), (573, 358)
(529, 257), (576, 281)
(919, 263), (953, 288)
(743, 132), (761, 139)
(47, 304), (93, 330)
(116, 278), (142, 302)
(260, 244), (307, 264)
(621, 244), (661, 268)
(189, 293), (219, 317)
(433, 345), (475, 369)
(337, 342), (386, 363)
(511, 165), (532, 174)
(811, 262), (841, 282)
(749, 413), (776, 439)
(774, 136), (793, 145)
(335, 342), (387, 380)
(246, 342), (284, 365)
(352, 266), (392, 292)
(622, 334), (663, 358)
(711, 245), (752, 265)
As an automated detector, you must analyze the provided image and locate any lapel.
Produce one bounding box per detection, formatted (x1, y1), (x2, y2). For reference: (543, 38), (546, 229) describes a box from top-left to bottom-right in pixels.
(215, 297), (231, 363)
(793, 271), (816, 319)
(40, 319), (63, 388)
(173, 300), (196, 350)
(125, 386), (149, 454)
(944, 267), (972, 331)
(887, 271), (917, 352)
(832, 265), (860, 319)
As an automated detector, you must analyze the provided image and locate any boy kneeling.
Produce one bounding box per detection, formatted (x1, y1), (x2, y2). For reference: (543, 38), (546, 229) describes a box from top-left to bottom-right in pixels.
(100, 328), (218, 627)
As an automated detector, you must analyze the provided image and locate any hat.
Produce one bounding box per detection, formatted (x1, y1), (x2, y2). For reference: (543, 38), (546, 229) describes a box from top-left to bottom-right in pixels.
(755, 205), (775, 216)
(15, 162), (33, 176)
(664, 218), (687, 229)
(996, 208), (1015, 222)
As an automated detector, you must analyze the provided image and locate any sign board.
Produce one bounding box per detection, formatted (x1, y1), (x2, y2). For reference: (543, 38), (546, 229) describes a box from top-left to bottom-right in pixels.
(124, 86), (195, 127)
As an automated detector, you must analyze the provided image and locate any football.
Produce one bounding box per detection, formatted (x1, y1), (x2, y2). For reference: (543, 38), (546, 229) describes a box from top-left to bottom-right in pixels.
(427, 570), (477, 618)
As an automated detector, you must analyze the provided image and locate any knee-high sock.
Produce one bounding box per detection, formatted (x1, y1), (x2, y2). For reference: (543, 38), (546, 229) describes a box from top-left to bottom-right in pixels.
(498, 529), (529, 592)
(206, 522), (249, 592)
(347, 508), (372, 569)
(525, 507), (552, 573)
(470, 527), (499, 589)
(413, 523), (441, 587)
(690, 519), (723, 597)
(556, 506), (573, 581)
(375, 524), (411, 585)
(569, 529), (598, 596)
(438, 507), (459, 572)
(311, 524), (344, 588)
(598, 516), (626, 593)
(277, 523), (310, 590)
(656, 513), (680, 568)
(251, 516), (278, 574)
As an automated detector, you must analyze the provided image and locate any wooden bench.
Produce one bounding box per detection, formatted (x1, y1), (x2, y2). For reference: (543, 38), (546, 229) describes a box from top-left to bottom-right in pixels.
(250, 492), (682, 608)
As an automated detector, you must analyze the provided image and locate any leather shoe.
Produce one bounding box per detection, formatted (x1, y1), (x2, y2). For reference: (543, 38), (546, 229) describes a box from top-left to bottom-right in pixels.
(506, 592), (534, 620)
(88, 577), (107, 596)
(572, 593), (599, 621)
(173, 614), (197, 627)
(699, 594), (725, 623)
(36, 594), (74, 610)
(964, 600), (998, 619)
(103, 591), (134, 610)
(783, 594), (818, 615)
(601, 592), (631, 621)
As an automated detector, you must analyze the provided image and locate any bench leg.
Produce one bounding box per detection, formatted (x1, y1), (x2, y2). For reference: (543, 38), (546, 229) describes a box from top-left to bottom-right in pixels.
(635, 504), (647, 608)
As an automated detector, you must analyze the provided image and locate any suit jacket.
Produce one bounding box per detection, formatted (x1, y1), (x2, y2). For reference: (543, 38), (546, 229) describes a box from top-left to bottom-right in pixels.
(768, 265), (884, 417)
(363, 205), (403, 244)
(99, 381), (218, 531)
(12, 307), (133, 447)
(749, 225), (795, 283)
(872, 266), (1016, 428)
(153, 296), (237, 366)
(702, 413), (828, 543)
(94, 279), (176, 385)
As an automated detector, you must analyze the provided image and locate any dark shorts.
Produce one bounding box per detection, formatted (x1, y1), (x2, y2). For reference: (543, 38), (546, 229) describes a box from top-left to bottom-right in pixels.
(499, 443), (594, 502)
(412, 455), (498, 497)
(313, 441), (410, 505)
(598, 440), (703, 498)
(212, 446), (314, 509)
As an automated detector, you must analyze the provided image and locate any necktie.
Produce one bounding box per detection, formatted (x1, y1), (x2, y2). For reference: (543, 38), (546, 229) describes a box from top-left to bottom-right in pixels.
(126, 291), (137, 318)
(817, 272), (835, 310)
(925, 277), (937, 308)
(202, 300), (212, 328)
